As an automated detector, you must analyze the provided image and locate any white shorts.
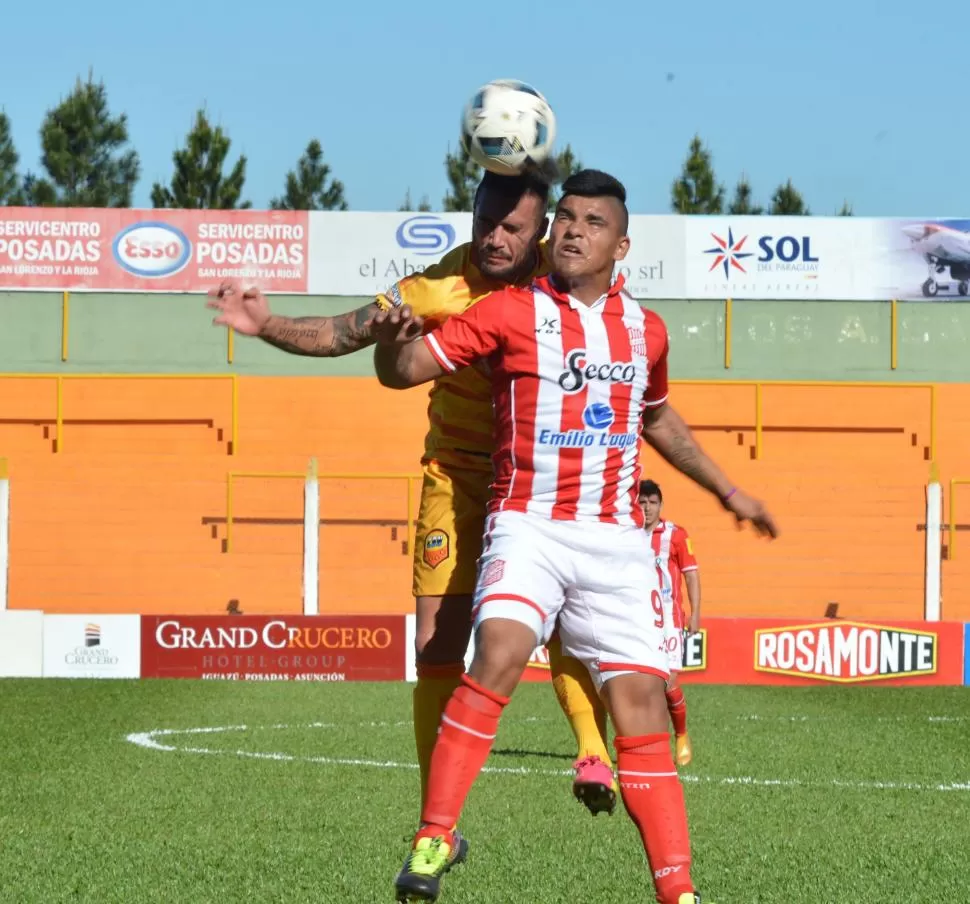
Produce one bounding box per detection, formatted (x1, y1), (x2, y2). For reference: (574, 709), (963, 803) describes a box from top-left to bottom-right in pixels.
(661, 592), (684, 673)
(472, 509), (670, 690)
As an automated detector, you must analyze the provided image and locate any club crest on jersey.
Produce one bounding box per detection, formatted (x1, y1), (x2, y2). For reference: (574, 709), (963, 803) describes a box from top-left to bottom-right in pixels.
(422, 529), (450, 569)
(627, 327), (646, 357)
(558, 348), (636, 394)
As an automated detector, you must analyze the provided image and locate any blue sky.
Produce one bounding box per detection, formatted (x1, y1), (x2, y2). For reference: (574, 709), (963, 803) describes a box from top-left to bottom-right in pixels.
(2, 0), (967, 217)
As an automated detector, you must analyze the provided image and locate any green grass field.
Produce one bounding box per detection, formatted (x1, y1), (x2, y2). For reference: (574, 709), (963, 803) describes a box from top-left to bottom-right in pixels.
(1, 680), (968, 904)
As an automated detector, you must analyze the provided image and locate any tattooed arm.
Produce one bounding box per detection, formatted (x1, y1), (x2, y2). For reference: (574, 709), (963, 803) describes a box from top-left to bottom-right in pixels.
(257, 302), (381, 357)
(206, 280), (380, 358)
(641, 402), (780, 537)
(640, 402), (735, 501)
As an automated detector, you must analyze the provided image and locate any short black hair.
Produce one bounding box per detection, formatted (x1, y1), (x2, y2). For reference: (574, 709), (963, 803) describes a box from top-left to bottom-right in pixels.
(639, 479), (662, 501)
(559, 168), (629, 234)
(474, 169), (551, 212)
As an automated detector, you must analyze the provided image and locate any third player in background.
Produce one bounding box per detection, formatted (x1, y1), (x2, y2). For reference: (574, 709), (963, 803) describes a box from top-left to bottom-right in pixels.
(639, 479), (701, 766)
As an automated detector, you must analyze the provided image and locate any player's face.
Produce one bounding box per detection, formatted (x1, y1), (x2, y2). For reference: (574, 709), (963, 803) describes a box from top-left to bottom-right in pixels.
(472, 190), (547, 282)
(550, 195), (629, 282)
(640, 493), (662, 527)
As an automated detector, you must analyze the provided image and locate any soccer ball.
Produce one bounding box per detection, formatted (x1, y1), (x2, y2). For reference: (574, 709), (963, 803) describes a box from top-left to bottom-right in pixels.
(460, 79), (557, 176)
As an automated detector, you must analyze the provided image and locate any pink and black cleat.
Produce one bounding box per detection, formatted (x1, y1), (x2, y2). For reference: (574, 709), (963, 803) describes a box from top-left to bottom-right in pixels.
(572, 755), (617, 816)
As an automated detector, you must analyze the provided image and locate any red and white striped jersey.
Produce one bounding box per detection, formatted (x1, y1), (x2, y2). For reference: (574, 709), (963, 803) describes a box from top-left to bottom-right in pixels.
(650, 519), (698, 618)
(422, 274), (669, 527)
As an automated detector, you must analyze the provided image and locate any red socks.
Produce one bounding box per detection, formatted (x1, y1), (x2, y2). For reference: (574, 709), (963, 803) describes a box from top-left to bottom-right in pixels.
(616, 733), (694, 904)
(666, 686), (688, 736)
(419, 674), (509, 835)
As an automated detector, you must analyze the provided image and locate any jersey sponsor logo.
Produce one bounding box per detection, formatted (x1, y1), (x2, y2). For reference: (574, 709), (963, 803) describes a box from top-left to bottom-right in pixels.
(557, 348), (637, 394)
(754, 621), (937, 683)
(422, 529), (450, 569)
(581, 402), (615, 430)
(395, 215), (456, 256)
(537, 427), (638, 449)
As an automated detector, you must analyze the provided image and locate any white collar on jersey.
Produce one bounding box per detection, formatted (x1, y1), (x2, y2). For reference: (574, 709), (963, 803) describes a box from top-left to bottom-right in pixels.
(538, 272), (628, 311)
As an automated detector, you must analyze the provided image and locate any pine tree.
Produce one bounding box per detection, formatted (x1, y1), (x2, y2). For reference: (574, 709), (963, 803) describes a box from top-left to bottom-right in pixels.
(769, 178), (810, 215)
(837, 200), (853, 216)
(152, 108), (250, 209)
(0, 112), (25, 205)
(442, 143), (481, 211)
(28, 72), (139, 207)
(399, 188), (431, 212)
(671, 134), (724, 214)
(728, 174), (763, 215)
(270, 139), (347, 210)
(546, 144), (583, 210)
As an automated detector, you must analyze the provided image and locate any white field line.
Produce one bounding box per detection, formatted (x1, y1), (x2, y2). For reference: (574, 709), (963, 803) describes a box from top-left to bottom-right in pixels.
(737, 714), (968, 723)
(124, 720), (970, 794)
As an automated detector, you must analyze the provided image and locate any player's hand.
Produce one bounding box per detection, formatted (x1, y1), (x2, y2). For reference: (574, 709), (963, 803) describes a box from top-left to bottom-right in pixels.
(372, 304), (425, 346)
(687, 610), (701, 636)
(722, 489), (779, 539)
(206, 279), (272, 336)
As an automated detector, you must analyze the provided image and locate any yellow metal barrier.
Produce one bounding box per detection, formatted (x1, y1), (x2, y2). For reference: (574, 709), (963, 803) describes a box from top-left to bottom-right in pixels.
(227, 327), (235, 365)
(890, 299), (898, 371)
(0, 372), (238, 454)
(225, 459), (317, 553)
(223, 467), (421, 554)
(949, 478), (970, 560)
(724, 297), (732, 369)
(670, 379), (936, 462)
(61, 291), (70, 363)
(319, 472), (422, 554)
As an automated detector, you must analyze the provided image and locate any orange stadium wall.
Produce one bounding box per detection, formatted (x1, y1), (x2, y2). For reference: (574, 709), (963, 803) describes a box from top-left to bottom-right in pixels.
(2, 375), (969, 622)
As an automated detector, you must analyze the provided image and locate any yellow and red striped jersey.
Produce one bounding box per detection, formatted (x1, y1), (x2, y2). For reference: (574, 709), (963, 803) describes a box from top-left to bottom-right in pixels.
(376, 241), (549, 470)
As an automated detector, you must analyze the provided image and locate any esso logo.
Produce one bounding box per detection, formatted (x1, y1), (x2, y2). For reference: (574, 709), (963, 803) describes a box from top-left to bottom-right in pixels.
(112, 222), (192, 278)
(395, 215), (456, 256)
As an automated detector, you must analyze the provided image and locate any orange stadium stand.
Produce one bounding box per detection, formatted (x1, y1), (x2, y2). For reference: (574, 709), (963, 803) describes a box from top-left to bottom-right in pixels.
(2, 376), (968, 620)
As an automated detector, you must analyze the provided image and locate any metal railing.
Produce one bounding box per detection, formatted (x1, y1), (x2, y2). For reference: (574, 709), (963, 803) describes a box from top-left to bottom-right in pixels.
(670, 379), (936, 462)
(318, 472), (422, 555)
(222, 467), (421, 554)
(52, 291), (917, 371)
(720, 297), (903, 372)
(0, 372), (238, 454)
(948, 478), (970, 560)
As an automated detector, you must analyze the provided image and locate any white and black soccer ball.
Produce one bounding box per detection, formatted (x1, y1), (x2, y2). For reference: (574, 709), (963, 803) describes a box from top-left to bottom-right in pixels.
(460, 79), (557, 176)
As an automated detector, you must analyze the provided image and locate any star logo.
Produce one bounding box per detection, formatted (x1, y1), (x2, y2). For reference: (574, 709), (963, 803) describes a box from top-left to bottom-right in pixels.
(704, 228), (753, 278)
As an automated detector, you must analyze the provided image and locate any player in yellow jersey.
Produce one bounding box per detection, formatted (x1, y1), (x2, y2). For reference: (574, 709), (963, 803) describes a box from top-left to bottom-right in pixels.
(205, 172), (619, 845)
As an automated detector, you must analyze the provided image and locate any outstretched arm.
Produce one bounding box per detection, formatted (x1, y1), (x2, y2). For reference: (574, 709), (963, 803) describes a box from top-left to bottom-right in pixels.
(207, 280), (380, 358)
(258, 303), (380, 357)
(642, 402), (779, 538)
(641, 402), (735, 500)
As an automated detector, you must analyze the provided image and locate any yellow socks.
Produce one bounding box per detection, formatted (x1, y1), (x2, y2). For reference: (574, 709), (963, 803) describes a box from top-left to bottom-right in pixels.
(547, 634), (612, 768)
(413, 662), (465, 809)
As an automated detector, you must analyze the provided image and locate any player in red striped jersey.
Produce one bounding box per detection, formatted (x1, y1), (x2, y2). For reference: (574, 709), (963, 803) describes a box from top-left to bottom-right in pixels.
(375, 170), (778, 904)
(639, 479), (701, 766)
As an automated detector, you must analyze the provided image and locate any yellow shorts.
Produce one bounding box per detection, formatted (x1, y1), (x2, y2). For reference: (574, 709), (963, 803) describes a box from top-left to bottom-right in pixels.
(412, 459), (491, 598)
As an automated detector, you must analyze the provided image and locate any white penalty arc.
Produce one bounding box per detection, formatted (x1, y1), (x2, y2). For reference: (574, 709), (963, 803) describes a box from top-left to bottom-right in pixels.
(124, 720), (970, 794)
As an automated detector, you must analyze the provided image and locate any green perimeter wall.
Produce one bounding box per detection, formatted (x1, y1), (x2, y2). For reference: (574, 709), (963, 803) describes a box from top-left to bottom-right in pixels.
(3, 292), (970, 381)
